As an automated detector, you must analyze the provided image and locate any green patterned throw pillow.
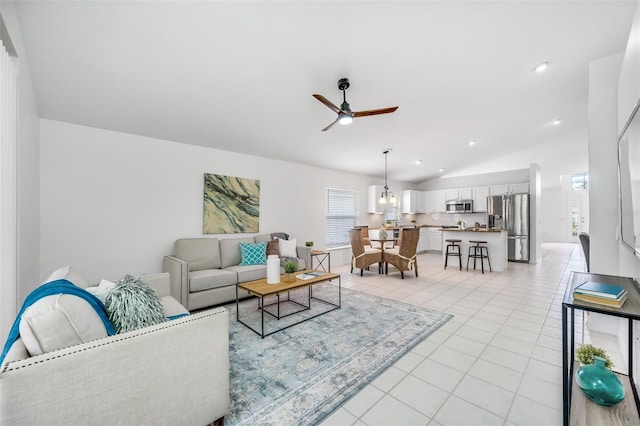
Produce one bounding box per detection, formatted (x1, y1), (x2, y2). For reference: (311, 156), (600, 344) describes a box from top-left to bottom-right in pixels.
(105, 275), (166, 333)
(239, 241), (268, 266)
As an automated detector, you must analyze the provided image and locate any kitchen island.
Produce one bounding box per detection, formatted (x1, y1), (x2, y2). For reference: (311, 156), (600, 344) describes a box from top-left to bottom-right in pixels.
(441, 228), (508, 272)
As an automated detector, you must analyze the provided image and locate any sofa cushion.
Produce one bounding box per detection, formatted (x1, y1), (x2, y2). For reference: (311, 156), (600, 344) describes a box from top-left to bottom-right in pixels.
(239, 241), (268, 266)
(226, 264), (268, 282)
(174, 238), (221, 271)
(44, 266), (89, 289)
(220, 238), (253, 268)
(190, 268), (237, 292)
(253, 234), (272, 243)
(161, 296), (190, 319)
(104, 275), (166, 333)
(19, 293), (110, 356)
(279, 237), (298, 258)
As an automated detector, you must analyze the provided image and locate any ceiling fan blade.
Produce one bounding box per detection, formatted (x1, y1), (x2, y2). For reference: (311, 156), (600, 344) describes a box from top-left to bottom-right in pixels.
(353, 106), (399, 118)
(321, 117), (340, 131)
(313, 94), (343, 114)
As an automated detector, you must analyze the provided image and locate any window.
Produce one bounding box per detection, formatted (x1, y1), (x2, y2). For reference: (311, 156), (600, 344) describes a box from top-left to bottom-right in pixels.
(325, 188), (359, 248)
(571, 173), (589, 190)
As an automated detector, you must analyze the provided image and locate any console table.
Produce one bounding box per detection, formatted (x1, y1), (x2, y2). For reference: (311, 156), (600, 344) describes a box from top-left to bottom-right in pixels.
(562, 271), (640, 425)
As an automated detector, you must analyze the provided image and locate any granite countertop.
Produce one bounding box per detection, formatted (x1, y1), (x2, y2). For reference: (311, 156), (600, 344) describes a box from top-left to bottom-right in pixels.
(440, 228), (502, 233)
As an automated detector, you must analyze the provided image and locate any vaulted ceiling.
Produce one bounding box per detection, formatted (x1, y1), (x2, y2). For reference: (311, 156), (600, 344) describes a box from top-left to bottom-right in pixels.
(13, 1), (637, 187)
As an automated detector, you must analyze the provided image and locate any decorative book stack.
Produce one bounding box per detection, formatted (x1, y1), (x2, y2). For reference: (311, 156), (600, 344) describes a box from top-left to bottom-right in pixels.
(573, 281), (627, 308)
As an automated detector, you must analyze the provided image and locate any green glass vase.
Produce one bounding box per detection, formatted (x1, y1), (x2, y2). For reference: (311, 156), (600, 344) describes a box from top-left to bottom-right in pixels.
(575, 356), (625, 406)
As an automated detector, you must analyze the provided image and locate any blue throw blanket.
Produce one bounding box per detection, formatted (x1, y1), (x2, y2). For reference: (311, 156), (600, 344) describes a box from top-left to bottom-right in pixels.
(0, 279), (115, 366)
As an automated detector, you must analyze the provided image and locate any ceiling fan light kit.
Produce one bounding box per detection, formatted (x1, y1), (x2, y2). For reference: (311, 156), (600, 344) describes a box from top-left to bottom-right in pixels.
(313, 78), (398, 131)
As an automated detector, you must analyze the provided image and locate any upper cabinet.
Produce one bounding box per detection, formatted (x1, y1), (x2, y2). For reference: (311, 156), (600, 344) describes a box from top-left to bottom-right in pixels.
(445, 189), (459, 201)
(416, 191), (426, 213)
(490, 184), (509, 196)
(445, 187), (473, 201)
(402, 190), (417, 214)
(424, 190), (446, 213)
(490, 183), (529, 196)
(367, 185), (385, 213)
(510, 183), (530, 194)
(473, 186), (489, 212)
(402, 190), (427, 214)
(459, 187), (473, 200)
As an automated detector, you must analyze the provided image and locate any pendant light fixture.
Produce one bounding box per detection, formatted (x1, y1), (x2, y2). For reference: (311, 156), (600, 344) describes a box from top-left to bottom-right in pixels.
(379, 149), (396, 205)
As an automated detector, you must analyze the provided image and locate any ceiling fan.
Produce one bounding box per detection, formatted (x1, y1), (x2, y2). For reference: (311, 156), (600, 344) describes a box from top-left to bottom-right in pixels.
(313, 78), (398, 131)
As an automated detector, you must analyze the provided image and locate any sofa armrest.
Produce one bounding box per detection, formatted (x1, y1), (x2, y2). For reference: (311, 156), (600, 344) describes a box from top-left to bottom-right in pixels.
(139, 272), (171, 297)
(0, 308), (230, 425)
(296, 245), (311, 270)
(163, 255), (189, 308)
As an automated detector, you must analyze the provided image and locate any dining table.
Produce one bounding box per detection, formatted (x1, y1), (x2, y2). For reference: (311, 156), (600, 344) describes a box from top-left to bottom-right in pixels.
(366, 238), (399, 273)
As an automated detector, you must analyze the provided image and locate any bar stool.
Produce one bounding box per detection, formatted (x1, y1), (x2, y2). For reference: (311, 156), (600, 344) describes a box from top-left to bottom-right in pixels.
(444, 239), (462, 270)
(467, 240), (492, 274)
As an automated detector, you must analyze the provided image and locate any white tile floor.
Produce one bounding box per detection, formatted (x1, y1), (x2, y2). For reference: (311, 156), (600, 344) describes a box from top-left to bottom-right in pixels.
(319, 242), (585, 426)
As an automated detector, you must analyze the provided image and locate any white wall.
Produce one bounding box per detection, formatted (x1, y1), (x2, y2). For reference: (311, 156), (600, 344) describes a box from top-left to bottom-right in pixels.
(588, 53), (624, 275)
(39, 119), (414, 284)
(618, 1), (640, 280)
(0, 4), (41, 342)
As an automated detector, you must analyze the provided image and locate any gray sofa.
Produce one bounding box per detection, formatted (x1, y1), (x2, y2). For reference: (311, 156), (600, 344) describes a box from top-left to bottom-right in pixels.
(0, 273), (230, 425)
(163, 234), (311, 311)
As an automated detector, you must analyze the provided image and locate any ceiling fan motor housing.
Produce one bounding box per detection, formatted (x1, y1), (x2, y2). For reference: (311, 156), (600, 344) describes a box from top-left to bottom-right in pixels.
(337, 78), (350, 91)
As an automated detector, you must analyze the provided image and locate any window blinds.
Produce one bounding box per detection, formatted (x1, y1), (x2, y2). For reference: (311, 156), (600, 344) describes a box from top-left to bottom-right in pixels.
(325, 188), (359, 248)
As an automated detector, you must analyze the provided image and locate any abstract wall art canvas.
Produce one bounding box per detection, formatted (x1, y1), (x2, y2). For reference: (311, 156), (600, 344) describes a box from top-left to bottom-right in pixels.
(203, 173), (260, 234)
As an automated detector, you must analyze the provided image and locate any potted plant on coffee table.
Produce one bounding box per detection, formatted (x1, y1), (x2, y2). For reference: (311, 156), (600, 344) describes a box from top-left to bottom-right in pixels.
(282, 260), (298, 283)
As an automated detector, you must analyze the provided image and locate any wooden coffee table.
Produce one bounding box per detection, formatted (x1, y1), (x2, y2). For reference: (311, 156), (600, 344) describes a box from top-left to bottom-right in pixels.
(235, 269), (341, 338)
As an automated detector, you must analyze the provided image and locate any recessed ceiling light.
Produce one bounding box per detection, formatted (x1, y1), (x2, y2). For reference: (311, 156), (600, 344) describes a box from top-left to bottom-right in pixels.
(552, 119), (562, 126)
(468, 140), (476, 146)
(439, 168), (445, 173)
(414, 160), (422, 165)
(534, 62), (549, 73)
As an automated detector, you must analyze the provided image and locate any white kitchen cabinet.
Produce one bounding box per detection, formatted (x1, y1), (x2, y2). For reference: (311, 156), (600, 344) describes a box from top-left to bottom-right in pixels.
(401, 190), (419, 214)
(428, 228), (443, 252)
(416, 191), (426, 213)
(424, 190), (446, 213)
(418, 227), (428, 253)
(490, 184), (509, 196)
(510, 183), (530, 194)
(424, 191), (433, 212)
(445, 189), (459, 201)
(490, 183), (529, 196)
(433, 190), (446, 212)
(367, 185), (385, 213)
(459, 187), (473, 200)
(473, 186), (489, 212)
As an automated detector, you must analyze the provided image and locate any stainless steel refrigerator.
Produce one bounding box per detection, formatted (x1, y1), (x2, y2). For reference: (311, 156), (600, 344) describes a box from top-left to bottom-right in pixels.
(487, 193), (530, 262)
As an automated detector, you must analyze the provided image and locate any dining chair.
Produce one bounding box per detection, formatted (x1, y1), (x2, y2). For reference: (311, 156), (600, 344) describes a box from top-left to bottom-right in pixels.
(383, 227), (419, 279)
(579, 232), (590, 272)
(348, 228), (382, 276)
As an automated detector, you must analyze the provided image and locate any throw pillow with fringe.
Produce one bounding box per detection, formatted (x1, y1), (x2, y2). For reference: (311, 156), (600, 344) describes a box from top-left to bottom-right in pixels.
(105, 275), (166, 333)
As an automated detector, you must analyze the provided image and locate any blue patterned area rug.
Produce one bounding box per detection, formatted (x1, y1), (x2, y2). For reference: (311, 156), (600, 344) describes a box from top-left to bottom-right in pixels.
(225, 282), (452, 425)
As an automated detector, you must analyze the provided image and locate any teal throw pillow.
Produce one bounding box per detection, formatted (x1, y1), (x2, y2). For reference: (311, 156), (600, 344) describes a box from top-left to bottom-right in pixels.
(239, 241), (268, 266)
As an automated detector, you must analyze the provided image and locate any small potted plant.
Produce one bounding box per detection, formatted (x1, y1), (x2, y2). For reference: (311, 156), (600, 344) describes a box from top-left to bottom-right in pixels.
(576, 343), (614, 369)
(282, 260), (298, 283)
(305, 241), (314, 247)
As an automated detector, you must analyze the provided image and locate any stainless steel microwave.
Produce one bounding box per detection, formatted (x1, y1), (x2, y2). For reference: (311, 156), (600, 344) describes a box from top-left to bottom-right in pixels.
(446, 200), (473, 213)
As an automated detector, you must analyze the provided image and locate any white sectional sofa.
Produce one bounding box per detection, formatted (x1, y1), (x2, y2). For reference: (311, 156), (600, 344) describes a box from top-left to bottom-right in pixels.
(0, 273), (230, 425)
(163, 234), (311, 311)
